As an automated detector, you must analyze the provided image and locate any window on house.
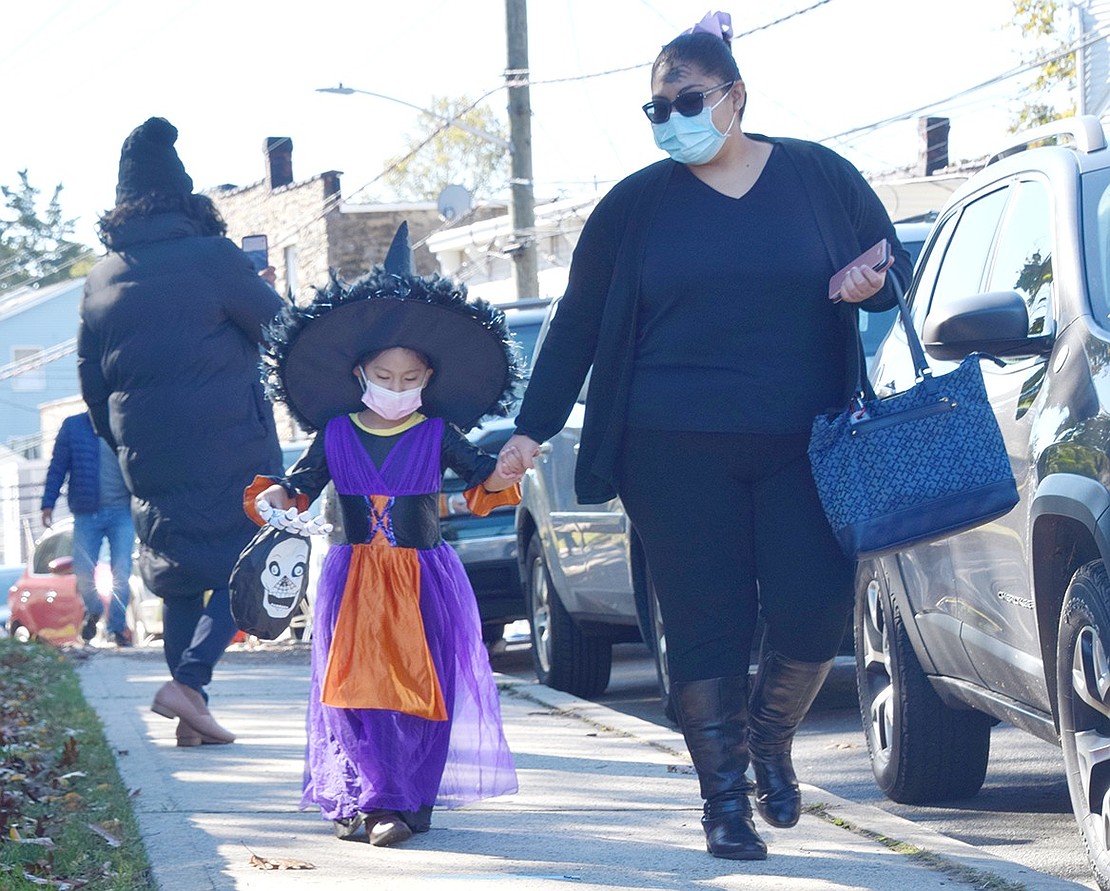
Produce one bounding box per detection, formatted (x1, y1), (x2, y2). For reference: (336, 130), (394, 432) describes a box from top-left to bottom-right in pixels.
(10, 347), (46, 392)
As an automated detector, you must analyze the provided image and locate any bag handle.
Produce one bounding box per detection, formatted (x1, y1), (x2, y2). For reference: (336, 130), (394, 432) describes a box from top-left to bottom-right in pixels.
(850, 272), (930, 403)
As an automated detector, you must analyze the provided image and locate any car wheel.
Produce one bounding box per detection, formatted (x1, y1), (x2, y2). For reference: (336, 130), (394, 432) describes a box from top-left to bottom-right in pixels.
(10, 620), (30, 643)
(646, 574), (676, 724)
(525, 534), (611, 698)
(854, 559), (992, 803)
(1057, 561), (1110, 889)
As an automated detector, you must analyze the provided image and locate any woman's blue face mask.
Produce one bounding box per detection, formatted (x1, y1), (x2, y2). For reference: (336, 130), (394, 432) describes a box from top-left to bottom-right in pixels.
(650, 88), (738, 166)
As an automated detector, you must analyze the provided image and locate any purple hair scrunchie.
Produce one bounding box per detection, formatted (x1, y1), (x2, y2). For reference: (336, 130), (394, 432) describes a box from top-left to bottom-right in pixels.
(681, 10), (733, 42)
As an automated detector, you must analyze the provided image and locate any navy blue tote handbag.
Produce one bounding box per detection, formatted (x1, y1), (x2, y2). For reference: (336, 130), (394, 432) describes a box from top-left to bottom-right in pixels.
(807, 279), (1019, 560)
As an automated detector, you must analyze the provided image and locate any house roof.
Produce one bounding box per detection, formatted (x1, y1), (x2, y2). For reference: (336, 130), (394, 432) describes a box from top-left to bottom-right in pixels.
(0, 277), (86, 324)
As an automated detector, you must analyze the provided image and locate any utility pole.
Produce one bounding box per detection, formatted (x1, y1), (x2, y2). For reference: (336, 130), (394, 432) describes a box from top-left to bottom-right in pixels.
(505, 0), (539, 301)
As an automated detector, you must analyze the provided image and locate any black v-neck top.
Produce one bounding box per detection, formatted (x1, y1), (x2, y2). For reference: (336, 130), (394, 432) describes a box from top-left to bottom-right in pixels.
(627, 148), (847, 433)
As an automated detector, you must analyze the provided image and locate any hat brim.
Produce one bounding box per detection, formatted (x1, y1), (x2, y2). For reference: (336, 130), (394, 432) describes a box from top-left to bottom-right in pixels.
(283, 297), (510, 430)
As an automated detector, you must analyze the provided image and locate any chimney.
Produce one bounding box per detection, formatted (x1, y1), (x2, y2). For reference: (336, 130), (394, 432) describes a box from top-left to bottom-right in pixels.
(264, 137), (294, 190)
(917, 117), (949, 176)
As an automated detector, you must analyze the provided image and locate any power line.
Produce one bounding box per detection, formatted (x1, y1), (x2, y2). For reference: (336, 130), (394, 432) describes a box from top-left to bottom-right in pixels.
(825, 30), (1103, 145)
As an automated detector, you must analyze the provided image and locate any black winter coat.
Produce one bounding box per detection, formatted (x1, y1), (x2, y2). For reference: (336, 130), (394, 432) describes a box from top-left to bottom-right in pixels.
(77, 212), (285, 598)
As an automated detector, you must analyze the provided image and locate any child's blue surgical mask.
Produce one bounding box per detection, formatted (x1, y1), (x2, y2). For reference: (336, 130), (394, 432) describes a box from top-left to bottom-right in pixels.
(651, 92), (738, 166)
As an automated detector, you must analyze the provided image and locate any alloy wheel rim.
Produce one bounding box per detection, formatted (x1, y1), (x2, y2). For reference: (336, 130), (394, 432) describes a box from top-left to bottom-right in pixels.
(860, 575), (894, 769)
(530, 557), (552, 675)
(1069, 624), (1110, 852)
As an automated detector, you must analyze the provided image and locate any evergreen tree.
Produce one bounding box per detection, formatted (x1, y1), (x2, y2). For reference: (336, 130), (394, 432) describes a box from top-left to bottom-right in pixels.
(0, 170), (96, 292)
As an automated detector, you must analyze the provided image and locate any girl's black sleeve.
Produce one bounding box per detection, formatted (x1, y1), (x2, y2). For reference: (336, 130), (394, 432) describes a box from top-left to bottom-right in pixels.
(441, 424), (497, 490)
(280, 433), (332, 503)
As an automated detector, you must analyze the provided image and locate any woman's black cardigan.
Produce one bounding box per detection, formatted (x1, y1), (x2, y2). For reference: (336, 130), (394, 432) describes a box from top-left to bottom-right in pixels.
(514, 136), (914, 505)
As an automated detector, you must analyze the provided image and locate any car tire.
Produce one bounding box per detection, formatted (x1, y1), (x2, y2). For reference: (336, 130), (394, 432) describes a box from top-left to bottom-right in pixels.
(646, 574), (676, 724)
(10, 620), (30, 643)
(1057, 561), (1110, 890)
(855, 559), (992, 803)
(525, 533), (611, 698)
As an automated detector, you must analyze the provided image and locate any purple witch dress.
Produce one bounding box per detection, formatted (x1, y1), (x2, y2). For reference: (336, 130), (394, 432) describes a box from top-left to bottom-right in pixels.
(300, 415), (517, 820)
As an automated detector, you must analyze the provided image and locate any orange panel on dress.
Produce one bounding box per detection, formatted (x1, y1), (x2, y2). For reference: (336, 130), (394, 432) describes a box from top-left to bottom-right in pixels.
(320, 539), (447, 721)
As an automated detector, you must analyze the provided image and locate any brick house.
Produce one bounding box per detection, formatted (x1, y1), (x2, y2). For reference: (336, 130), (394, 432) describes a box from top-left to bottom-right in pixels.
(207, 136), (471, 306)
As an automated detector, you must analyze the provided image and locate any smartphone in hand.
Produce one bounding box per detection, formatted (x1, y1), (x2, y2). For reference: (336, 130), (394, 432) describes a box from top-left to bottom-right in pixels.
(241, 234), (269, 274)
(828, 239), (893, 301)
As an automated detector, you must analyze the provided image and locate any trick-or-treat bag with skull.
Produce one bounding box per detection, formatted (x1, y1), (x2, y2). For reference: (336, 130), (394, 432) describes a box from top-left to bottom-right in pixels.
(229, 526), (312, 639)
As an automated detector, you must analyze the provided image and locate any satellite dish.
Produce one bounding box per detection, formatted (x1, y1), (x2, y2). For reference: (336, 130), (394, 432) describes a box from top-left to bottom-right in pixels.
(437, 184), (472, 222)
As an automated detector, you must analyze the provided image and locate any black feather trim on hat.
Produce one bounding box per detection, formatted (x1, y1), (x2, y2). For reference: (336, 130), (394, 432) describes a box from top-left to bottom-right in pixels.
(261, 266), (526, 434)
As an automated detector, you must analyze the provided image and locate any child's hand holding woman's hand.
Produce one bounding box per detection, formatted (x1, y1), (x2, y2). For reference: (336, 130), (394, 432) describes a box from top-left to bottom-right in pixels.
(483, 443), (529, 492)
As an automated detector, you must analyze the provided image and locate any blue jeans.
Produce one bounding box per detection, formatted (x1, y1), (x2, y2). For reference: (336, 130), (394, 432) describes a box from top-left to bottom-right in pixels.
(161, 587), (238, 695)
(72, 506), (134, 634)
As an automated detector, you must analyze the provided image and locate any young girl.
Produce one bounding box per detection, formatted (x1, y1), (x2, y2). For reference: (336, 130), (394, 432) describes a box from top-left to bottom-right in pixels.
(246, 225), (522, 846)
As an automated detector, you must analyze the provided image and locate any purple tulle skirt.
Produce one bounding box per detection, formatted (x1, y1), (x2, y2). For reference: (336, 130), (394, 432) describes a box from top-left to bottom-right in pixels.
(301, 541), (518, 820)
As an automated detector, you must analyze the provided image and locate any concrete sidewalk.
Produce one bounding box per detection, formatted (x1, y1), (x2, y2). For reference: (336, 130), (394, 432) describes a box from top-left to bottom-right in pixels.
(76, 644), (1089, 891)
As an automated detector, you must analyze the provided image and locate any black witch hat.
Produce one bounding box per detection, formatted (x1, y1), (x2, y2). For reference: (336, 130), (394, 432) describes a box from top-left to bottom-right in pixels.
(261, 223), (524, 433)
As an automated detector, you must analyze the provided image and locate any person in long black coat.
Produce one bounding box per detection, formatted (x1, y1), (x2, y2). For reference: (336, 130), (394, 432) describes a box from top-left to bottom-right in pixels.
(78, 117), (285, 746)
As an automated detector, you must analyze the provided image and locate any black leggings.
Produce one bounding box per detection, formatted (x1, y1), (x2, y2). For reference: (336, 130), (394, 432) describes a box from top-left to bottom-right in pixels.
(618, 428), (854, 683)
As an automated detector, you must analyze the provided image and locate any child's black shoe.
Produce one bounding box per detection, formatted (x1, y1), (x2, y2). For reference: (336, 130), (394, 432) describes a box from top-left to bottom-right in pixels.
(333, 813), (365, 841)
(367, 812), (413, 847)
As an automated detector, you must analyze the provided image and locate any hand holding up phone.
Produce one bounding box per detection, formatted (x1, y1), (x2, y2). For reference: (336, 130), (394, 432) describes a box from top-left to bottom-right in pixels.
(829, 239), (893, 303)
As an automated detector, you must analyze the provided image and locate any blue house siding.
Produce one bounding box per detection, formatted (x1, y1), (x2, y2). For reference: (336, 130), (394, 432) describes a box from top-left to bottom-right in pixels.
(0, 278), (84, 453)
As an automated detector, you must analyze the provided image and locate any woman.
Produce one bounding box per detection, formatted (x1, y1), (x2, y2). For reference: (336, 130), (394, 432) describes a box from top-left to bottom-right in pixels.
(500, 13), (911, 860)
(78, 117), (286, 747)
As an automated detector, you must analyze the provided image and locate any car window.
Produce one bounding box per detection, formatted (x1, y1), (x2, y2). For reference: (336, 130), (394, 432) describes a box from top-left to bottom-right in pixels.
(927, 186), (1010, 320)
(985, 179), (1053, 336)
(907, 212), (960, 331)
(33, 528), (72, 574)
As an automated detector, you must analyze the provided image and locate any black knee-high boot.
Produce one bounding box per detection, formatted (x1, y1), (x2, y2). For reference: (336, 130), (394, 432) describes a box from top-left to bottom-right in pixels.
(672, 675), (767, 860)
(748, 650), (833, 828)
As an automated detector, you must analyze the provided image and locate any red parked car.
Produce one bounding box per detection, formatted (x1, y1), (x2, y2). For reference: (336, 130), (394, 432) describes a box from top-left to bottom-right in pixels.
(7, 518), (161, 645)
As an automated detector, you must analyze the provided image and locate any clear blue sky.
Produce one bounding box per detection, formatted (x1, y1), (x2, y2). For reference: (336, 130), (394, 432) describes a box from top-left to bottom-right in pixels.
(3, 0), (1035, 250)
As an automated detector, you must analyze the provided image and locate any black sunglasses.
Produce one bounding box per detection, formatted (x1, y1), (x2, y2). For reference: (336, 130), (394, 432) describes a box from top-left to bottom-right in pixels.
(642, 81), (735, 124)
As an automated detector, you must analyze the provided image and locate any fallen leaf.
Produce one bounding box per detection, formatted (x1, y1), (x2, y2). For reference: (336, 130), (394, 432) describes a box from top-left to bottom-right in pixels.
(59, 737), (78, 768)
(58, 771), (86, 782)
(87, 822), (121, 848)
(14, 837), (55, 848)
(248, 854), (315, 871)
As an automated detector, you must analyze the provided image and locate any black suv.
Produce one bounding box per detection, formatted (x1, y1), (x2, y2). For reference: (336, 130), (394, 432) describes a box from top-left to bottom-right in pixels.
(857, 115), (1110, 889)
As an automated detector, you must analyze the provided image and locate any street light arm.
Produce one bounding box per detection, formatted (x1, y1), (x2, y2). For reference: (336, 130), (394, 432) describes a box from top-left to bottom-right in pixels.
(315, 84), (511, 150)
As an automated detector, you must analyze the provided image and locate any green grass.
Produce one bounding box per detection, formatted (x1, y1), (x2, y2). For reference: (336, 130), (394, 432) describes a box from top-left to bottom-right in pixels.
(0, 638), (153, 889)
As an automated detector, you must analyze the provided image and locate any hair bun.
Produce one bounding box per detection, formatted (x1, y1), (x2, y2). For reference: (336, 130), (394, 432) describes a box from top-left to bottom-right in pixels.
(683, 10), (733, 45)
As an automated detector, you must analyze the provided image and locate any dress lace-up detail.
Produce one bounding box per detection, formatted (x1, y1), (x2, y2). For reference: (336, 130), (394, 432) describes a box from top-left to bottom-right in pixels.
(364, 495), (397, 545)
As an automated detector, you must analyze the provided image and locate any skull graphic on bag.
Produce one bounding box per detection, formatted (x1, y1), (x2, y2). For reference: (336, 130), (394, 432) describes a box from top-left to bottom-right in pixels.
(262, 536), (310, 618)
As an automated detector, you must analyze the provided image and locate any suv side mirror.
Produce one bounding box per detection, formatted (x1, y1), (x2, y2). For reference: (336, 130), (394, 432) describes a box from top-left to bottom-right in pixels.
(922, 290), (1055, 361)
